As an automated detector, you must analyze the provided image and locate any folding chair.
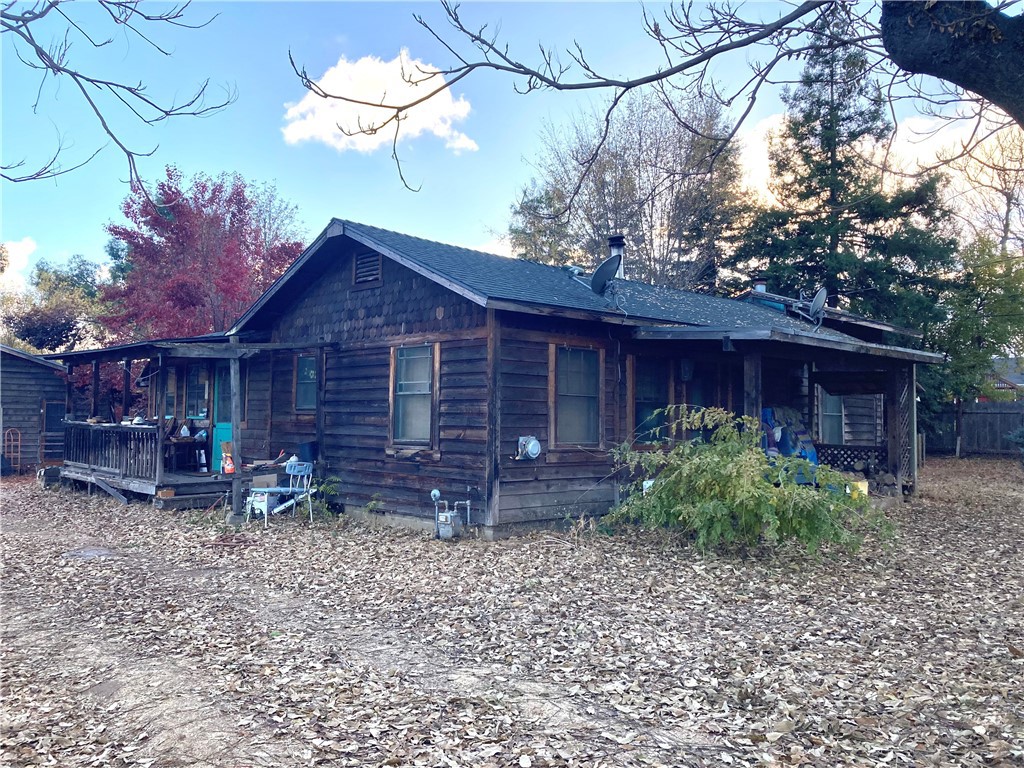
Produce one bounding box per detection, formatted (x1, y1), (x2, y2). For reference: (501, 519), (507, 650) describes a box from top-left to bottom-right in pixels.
(244, 459), (316, 527)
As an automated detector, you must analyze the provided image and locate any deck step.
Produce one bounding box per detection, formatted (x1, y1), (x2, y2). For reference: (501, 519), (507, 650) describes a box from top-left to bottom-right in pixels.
(153, 492), (230, 511)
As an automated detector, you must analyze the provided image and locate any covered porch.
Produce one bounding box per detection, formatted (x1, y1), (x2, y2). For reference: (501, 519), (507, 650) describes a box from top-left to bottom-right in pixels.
(631, 324), (940, 496)
(48, 336), (260, 513)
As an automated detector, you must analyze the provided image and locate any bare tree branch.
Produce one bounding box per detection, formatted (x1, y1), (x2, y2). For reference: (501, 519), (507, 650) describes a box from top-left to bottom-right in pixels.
(1, 0), (234, 187)
(291, 0), (1024, 194)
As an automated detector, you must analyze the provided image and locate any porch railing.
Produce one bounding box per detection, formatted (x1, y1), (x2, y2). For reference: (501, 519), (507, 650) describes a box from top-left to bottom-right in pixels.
(64, 422), (159, 481)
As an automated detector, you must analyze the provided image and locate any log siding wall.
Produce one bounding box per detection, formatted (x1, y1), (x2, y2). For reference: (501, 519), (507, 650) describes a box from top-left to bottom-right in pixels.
(267, 250), (490, 521)
(494, 324), (619, 527)
(1, 352), (66, 470)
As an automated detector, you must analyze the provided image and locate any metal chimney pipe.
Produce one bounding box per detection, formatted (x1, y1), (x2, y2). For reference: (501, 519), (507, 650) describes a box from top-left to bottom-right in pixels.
(608, 234), (625, 278)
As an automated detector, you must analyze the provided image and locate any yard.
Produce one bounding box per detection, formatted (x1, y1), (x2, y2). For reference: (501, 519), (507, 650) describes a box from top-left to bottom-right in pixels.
(1, 458), (1022, 767)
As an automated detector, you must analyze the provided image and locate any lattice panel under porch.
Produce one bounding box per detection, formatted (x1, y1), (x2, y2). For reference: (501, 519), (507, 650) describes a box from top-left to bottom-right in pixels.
(817, 444), (888, 472)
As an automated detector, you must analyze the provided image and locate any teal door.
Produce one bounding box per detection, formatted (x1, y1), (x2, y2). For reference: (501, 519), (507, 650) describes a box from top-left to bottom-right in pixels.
(212, 362), (232, 471)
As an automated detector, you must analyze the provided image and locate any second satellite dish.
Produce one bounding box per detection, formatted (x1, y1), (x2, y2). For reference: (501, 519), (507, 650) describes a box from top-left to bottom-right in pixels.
(794, 287), (828, 327)
(590, 253), (622, 295)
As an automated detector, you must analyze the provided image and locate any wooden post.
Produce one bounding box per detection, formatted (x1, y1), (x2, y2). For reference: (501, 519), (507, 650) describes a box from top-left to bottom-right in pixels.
(121, 359), (132, 422)
(228, 346), (244, 522)
(885, 364), (900, 480)
(90, 361), (100, 419)
(315, 347), (325, 465)
(743, 351), (762, 420)
(485, 309), (500, 528)
(154, 355), (166, 487)
(65, 364), (74, 419)
(908, 363), (918, 493)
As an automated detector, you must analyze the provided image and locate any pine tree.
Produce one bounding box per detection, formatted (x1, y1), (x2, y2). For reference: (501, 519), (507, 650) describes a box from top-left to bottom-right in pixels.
(729, 8), (955, 327)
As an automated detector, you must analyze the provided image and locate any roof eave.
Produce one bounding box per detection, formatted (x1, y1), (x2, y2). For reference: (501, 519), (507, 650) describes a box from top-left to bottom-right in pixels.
(2, 344), (67, 372)
(632, 325), (942, 364)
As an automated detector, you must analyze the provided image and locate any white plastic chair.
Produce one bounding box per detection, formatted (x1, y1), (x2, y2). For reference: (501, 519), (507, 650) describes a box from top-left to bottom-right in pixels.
(244, 460), (316, 527)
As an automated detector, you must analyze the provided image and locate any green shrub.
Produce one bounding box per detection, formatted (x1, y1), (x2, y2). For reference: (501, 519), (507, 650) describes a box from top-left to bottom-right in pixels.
(608, 407), (883, 553)
(1006, 426), (1024, 467)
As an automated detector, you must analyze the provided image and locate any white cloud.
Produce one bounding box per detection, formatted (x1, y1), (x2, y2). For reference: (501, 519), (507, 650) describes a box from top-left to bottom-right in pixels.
(283, 49), (478, 155)
(737, 113), (785, 205)
(468, 235), (512, 258)
(1, 236), (36, 293)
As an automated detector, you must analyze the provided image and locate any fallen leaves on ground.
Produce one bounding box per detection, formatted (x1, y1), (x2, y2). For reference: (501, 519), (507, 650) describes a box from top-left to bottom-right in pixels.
(1, 457), (1022, 766)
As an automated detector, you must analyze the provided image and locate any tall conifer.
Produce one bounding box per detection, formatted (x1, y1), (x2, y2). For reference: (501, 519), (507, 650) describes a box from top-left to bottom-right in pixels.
(730, 8), (955, 328)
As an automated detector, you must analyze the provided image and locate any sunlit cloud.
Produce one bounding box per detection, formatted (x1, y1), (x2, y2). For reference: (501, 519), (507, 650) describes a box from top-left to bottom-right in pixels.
(282, 49), (478, 154)
(737, 113), (785, 205)
(1, 236), (36, 293)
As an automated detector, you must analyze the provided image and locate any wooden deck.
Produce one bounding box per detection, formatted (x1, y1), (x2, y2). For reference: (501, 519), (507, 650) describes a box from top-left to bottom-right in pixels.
(61, 421), (235, 505)
(59, 464), (233, 497)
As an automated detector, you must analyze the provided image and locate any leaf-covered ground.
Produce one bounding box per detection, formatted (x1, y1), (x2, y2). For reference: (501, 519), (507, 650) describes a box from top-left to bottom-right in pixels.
(1, 457), (1022, 767)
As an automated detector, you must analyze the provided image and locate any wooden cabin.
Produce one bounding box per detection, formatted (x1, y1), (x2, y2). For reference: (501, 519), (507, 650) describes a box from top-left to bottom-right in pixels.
(49, 220), (939, 530)
(225, 220), (936, 534)
(1, 344), (67, 474)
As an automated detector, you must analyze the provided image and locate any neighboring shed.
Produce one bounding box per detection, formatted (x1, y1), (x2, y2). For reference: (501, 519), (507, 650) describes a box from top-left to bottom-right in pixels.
(1, 344), (67, 473)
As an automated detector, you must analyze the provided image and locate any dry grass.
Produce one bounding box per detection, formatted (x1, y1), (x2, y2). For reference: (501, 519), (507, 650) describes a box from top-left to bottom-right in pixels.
(1, 457), (1022, 767)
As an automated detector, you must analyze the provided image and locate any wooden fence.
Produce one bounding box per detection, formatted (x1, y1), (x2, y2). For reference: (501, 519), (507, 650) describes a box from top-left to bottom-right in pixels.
(923, 402), (1024, 456)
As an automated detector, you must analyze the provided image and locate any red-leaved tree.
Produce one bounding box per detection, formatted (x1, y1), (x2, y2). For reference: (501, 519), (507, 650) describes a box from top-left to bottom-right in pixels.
(103, 166), (304, 341)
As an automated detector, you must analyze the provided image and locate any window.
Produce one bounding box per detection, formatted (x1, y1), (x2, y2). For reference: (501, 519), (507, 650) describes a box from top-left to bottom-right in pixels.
(554, 346), (601, 446)
(295, 355), (317, 412)
(634, 358), (670, 442)
(819, 390), (844, 444)
(393, 345), (434, 443)
(185, 364), (209, 419)
(353, 251), (382, 285)
(163, 368), (177, 419)
(214, 362), (247, 422)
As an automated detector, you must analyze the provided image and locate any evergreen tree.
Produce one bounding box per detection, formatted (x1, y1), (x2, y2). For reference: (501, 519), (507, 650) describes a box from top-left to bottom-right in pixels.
(729, 9), (955, 327)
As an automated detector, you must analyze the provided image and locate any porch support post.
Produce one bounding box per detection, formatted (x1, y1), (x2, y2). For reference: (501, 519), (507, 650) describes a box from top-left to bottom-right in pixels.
(908, 364), (918, 494)
(90, 361), (100, 419)
(154, 355), (166, 487)
(65, 364), (74, 418)
(121, 359), (132, 421)
(743, 351), (762, 421)
(885, 364), (900, 481)
(228, 342), (244, 523)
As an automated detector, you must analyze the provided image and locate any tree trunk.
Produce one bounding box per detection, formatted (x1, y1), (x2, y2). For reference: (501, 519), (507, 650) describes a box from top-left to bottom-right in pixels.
(881, 2), (1024, 127)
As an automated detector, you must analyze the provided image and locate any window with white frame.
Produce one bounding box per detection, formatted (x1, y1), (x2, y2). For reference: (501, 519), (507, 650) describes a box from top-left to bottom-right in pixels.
(393, 345), (434, 443)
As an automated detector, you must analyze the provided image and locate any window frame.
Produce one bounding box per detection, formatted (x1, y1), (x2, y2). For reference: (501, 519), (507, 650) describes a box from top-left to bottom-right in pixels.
(548, 344), (605, 450)
(293, 353), (318, 413)
(184, 363), (210, 420)
(818, 387), (845, 445)
(627, 355), (674, 444)
(388, 342), (440, 452)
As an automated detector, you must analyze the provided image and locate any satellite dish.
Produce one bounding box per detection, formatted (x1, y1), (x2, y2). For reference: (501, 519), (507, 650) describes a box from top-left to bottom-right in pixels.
(590, 253), (622, 295)
(809, 287), (827, 318)
(795, 287), (828, 328)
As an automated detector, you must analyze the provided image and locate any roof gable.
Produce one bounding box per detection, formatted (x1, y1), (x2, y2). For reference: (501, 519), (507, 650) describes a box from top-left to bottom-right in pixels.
(230, 219), (865, 343)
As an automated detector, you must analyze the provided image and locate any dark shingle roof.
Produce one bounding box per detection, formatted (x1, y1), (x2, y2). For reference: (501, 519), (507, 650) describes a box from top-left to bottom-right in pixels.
(992, 357), (1024, 388)
(337, 220), (857, 341)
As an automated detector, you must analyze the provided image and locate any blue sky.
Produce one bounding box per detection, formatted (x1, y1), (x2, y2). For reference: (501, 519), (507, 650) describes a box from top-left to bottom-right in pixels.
(2, 2), (951, 292)
(2, 1), (790, 288)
